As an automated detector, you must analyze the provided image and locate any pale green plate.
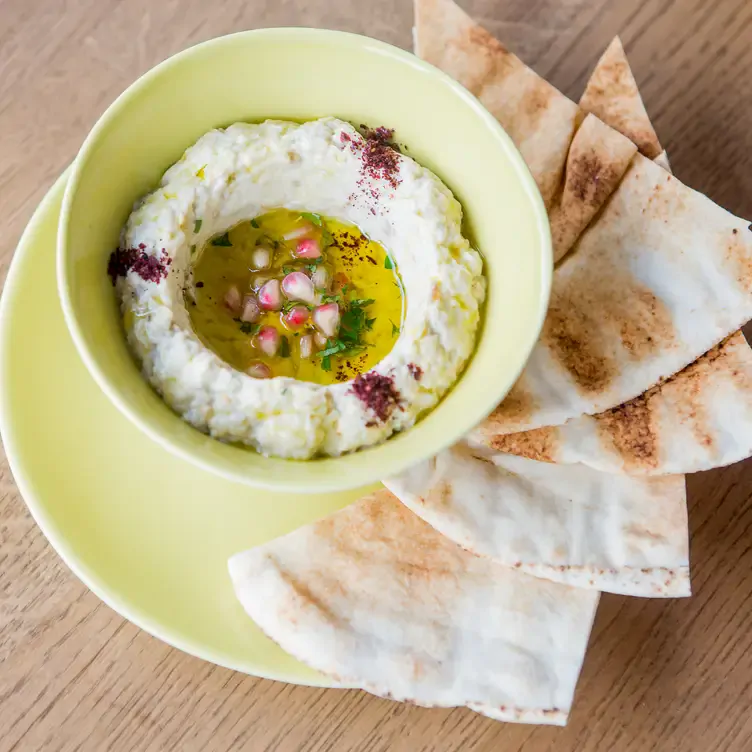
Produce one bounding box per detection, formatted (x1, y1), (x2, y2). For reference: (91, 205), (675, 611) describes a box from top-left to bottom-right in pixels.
(0, 172), (367, 684)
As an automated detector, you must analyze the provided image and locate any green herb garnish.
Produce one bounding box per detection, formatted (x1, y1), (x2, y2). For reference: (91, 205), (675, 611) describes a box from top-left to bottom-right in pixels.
(239, 322), (260, 335)
(282, 265), (296, 275)
(194, 219), (202, 233)
(384, 256), (394, 270)
(190, 244), (197, 255)
(321, 355), (332, 371)
(321, 292), (341, 304)
(211, 232), (232, 247)
(305, 258), (324, 272)
(250, 218), (260, 228)
(317, 341), (348, 358)
(279, 336), (291, 358)
(301, 212), (322, 226)
(390, 320), (400, 337)
(321, 227), (334, 248)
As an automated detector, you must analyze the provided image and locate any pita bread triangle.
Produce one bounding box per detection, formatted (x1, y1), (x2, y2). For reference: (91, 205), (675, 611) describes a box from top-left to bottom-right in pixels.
(484, 41), (752, 475)
(388, 21), (695, 598)
(547, 113), (637, 263)
(414, 0), (581, 208)
(416, 3), (752, 435)
(415, 3), (752, 435)
(384, 447), (690, 597)
(580, 36), (662, 158)
(229, 488), (599, 725)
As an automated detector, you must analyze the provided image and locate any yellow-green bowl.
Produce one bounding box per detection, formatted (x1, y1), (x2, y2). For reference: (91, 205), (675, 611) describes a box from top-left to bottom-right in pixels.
(58, 28), (551, 493)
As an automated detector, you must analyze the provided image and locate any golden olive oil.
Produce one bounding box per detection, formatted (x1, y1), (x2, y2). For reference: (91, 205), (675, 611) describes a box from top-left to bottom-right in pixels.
(188, 209), (404, 385)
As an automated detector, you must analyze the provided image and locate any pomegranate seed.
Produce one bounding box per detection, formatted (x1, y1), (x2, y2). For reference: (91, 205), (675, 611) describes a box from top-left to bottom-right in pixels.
(299, 334), (313, 359)
(251, 245), (273, 270)
(247, 362), (272, 379)
(311, 266), (330, 290)
(312, 302), (340, 338)
(258, 279), (282, 310)
(283, 305), (309, 329)
(282, 272), (315, 304)
(223, 285), (242, 314)
(294, 238), (322, 259)
(240, 294), (260, 323)
(256, 326), (280, 356)
(282, 222), (313, 241)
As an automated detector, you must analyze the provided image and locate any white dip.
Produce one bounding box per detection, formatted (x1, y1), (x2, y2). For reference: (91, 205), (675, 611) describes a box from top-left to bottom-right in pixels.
(113, 118), (485, 459)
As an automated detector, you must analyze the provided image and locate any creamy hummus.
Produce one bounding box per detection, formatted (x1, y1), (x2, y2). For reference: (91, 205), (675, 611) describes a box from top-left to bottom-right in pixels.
(111, 118), (485, 459)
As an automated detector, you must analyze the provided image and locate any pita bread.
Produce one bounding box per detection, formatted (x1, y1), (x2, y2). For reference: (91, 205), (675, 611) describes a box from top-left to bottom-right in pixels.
(580, 37), (662, 159)
(229, 489), (599, 725)
(548, 114), (637, 263)
(483, 43), (752, 475)
(385, 446), (690, 597)
(414, 0), (581, 208)
(481, 153), (752, 435)
(654, 150), (671, 172)
(487, 285), (752, 474)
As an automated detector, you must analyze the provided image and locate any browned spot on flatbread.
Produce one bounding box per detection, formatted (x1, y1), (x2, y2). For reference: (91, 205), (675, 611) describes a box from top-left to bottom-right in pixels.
(514, 84), (553, 141)
(444, 23), (516, 95)
(489, 426), (559, 463)
(315, 490), (469, 586)
(281, 566), (343, 626)
(723, 226), (752, 293)
(425, 478), (455, 511)
(593, 333), (749, 469)
(543, 255), (675, 394)
(594, 394), (658, 470)
(481, 380), (538, 433)
(569, 151), (621, 206)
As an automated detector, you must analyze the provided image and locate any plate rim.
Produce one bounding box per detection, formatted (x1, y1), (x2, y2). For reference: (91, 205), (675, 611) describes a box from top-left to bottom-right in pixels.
(0, 170), (343, 689)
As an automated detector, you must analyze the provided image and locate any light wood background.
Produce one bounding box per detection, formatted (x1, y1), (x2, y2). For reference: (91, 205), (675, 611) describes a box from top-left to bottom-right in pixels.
(1, 1), (751, 750)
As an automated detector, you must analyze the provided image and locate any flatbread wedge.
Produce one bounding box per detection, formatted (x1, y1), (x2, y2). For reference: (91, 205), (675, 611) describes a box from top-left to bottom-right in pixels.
(229, 489), (600, 726)
(385, 447), (689, 597)
(485, 40), (752, 475)
(415, 4), (752, 434)
(548, 113), (637, 263)
(488, 325), (752, 474)
(580, 36), (662, 159)
(414, 0), (581, 208)
(482, 153), (752, 435)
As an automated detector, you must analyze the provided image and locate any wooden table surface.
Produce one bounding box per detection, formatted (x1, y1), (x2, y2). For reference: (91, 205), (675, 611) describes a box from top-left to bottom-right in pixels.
(1, 1), (751, 750)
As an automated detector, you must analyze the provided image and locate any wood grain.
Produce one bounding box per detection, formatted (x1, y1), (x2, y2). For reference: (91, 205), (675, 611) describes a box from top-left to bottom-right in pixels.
(1, 1), (751, 750)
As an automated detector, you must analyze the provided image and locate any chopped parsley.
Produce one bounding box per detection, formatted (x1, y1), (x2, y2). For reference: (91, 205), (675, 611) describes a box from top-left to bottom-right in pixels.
(211, 232), (232, 247)
(190, 244), (197, 255)
(321, 227), (334, 248)
(194, 218), (202, 233)
(238, 321), (260, 335)
(250, 218), (260, 228)
(279, 336), (291, 358)
(282, 265), (296, 275)
(321, 292), (341, 304)
(390, 320), (400, 337)
(316, 295), (375, 369)
(306, 258), (324, 272)
(384, 256), (394, 270)
(301, 212), (322, 226)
